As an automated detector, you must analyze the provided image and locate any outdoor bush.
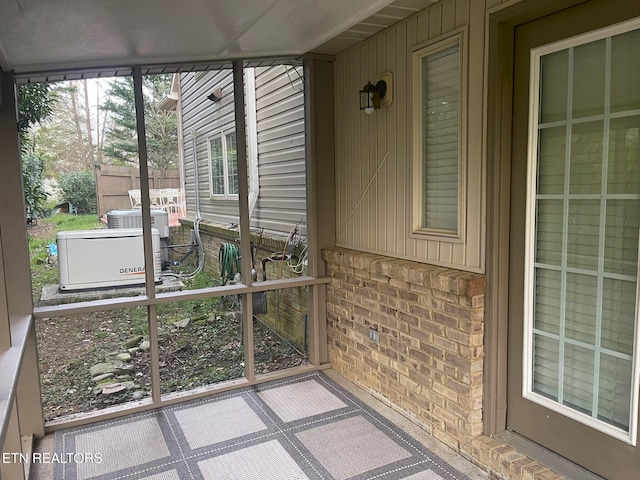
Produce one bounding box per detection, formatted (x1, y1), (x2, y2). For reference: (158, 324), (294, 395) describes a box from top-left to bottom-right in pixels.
(22, 154), (48, 224)
(58, 171), (97, 214)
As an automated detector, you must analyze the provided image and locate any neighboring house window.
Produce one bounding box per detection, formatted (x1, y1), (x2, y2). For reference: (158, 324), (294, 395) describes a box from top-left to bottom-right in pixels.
(209, 131), (238, 198)
(412, 31), (466, 238)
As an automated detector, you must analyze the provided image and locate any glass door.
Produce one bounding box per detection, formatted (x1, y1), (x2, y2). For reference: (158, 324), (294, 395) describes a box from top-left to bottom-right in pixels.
(524, 21), (640, 443)
(507, 2), (640, 477)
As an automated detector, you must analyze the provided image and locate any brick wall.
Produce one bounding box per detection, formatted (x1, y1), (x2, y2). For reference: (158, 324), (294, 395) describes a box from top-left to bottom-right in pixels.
(323, 247), (485, 456)
(171, 219), (308, 348)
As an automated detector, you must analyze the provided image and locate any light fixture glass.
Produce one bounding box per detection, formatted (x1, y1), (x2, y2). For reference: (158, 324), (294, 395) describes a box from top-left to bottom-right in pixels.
(359, 80), (387, 114)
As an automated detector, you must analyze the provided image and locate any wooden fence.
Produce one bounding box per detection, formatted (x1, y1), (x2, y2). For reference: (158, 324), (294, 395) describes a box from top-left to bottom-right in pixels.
(95, 165), (180, 214)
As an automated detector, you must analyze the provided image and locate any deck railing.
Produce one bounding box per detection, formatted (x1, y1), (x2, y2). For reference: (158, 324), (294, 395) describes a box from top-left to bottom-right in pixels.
(0, 314), (35, 480)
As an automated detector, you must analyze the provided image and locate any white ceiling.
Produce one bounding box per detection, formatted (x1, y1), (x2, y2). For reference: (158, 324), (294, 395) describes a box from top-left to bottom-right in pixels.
(0, 0), (401, 74)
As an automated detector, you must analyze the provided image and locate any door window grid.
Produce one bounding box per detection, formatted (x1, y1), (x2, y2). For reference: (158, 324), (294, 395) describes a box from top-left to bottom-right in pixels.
(526, 28), (640, 442)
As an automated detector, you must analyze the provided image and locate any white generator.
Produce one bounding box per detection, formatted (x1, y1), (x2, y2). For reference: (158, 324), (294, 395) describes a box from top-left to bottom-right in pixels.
(106, 209), (169, 238)
(57, 228), (161, 291)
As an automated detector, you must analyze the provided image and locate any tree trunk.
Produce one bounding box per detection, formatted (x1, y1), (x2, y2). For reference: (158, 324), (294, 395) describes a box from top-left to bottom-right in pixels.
(83, 79), (95, 167)
(70, 88), (87, 168)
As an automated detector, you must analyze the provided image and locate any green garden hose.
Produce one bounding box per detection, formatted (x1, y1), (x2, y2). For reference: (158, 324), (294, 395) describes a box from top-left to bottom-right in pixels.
(219, 243), (241, 285)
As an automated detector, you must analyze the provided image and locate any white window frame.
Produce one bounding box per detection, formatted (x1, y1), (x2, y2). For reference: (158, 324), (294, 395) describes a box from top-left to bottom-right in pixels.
(207, 68), (259, 209)
(208, 129), (238, 199)
(245, 67), (259, 216)
(522, 18), (640, 446)
(411, 28), (467, 241)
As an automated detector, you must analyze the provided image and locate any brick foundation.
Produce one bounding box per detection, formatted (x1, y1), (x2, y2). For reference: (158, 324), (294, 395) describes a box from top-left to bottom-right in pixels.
(323, 248), (566, 479)
(171, 219), (308, 348)
(323, 247), (485, 455)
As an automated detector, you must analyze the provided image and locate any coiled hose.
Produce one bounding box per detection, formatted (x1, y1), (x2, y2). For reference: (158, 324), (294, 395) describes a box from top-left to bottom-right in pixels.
(219, 243), (241, 285)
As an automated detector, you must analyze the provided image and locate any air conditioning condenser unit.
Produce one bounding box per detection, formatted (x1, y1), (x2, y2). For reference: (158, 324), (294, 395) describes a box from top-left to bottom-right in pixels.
(106, 209), (169, 238)
(57, 228), (161, 291)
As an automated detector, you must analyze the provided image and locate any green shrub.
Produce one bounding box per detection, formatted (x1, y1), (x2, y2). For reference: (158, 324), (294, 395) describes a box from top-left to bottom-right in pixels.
(22, 155), (48, 224)
(58, 171), (97, 214)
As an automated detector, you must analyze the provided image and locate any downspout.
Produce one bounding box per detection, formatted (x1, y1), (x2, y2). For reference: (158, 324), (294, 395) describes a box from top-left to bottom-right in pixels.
(190, 129), (205, 275)
(162, 130), (204, 279)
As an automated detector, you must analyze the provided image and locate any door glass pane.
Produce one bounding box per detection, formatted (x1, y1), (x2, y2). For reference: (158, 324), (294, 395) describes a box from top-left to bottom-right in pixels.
(607, 116), (640, 195)
(537, 127), (566, 194)
(570, 121), (603, 194)
(611, 29), (640, 112)
(572, 39), (606, 119)
(566, 199), (599, 270)
(599, 354), (633, 429)
(602, 278), (637, 356)
(563, 343), (594, 415)
(540, 50), (568, 124)
(529, 27), (640, 434)
(565, 273), (597, 344)
(534, 269), (561, 335)
(535, 200), (563, 266)
(533, 334), (559, 401)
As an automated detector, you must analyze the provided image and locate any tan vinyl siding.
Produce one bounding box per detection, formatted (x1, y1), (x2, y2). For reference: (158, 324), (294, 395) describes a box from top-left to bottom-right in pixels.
(334, 0), (485, 272)
(180, 65), (306, 237)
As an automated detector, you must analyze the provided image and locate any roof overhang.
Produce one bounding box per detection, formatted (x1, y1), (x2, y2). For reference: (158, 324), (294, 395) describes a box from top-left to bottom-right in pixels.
(0, 0), (397, 75)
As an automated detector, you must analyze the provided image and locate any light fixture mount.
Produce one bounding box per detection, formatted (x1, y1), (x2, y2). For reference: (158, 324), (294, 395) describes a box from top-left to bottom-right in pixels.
(359, 71), (392, 114)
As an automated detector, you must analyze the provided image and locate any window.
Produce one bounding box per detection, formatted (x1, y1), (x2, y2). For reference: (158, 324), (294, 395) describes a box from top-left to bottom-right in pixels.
(412, 31), (465, 238)
(209, 130), (238, 198)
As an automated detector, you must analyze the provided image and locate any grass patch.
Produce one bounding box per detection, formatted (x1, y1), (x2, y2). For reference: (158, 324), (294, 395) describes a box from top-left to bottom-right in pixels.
(29, 214), (103, 302)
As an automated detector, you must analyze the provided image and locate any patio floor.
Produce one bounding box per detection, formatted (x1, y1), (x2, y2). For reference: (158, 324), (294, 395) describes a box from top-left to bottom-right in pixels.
(31, 370), (490, 480)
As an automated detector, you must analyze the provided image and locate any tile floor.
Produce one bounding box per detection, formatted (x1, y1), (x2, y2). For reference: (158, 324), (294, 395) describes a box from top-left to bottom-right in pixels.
(31, 370), (490, 480)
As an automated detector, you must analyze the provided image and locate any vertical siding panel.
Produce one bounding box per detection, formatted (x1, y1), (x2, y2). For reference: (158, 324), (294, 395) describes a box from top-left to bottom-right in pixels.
(396, 20), (409, 257)
(442, 0), (456, 34)
(405, 15), (418, 258)
(455, 0), (470, 28)
(344, 51), (353, 246)
(440, 242), (453, 264)
(341, 53), (350, 245)
(351, 48), (360, 247)
(339, 54), (348, 245)
(416, 9), (430, 45)
(427, 240), (439, 261)
(342, 53), (350, 245)
(368, 41), (378, 251)
(335, 55), (343, 243)
(376, 33), (387, 252)
(360, 44), (370, 249)
(452, 242), (465, 265)
(428, 2), (443, 39)
(386, 28), (397, 253)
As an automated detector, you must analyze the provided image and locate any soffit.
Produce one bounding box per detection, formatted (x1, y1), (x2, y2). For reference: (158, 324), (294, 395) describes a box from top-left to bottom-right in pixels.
(0, 0), (397, 76)
(312, 0), (441, 55)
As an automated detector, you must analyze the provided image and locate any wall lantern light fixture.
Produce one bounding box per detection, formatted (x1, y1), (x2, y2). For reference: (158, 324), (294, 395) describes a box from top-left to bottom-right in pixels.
(207, 88), (223, 102)
(359, 71), (393, 114)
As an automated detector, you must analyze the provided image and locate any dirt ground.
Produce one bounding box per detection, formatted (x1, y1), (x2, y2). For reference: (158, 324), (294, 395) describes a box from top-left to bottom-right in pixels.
(31, 222), (307, 422)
